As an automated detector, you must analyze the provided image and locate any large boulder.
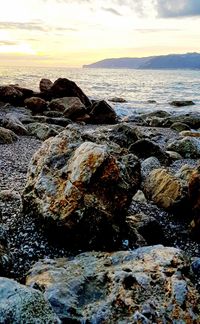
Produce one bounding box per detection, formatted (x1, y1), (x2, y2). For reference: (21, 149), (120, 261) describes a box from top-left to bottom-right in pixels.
(89, 100), (118, 124)
(144, 168), (187, 212)
(0, 277), (60, 323)
(26, 246), (200, 323)
(109, 123), (142, 148)
(48, 97), (89, 121)
(0, 127), (18, 144)
(0, 86), (23, 105)
(50, 78), (91, 107)
(23, 126), (140, 249)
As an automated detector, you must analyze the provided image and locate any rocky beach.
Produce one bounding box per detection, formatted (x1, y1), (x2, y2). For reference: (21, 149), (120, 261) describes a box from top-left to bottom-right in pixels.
(0, 78), (200, 322)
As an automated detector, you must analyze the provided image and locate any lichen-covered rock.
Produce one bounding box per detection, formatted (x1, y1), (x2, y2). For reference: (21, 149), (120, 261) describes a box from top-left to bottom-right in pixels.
(0, 277), (60, 323)
(27, 122), (64, 140)
(26, 246), (200, 323)
(39, 78), (53, 92)
(24, 97), (47, 114)
(23, 126), (140, 249)
(144, 168), (186, 211)
(0, 127), (18, 144)
(167, 137), (200, 158)
(48, 96), (89, 121)
(89, 100), (118, 124)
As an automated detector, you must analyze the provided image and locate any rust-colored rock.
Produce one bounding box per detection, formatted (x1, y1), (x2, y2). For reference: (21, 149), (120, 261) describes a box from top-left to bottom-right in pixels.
(144, 168), (185, 211)
(23, 126), (140, 249)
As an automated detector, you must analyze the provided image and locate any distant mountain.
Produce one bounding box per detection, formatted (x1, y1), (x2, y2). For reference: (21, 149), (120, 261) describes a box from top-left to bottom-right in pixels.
(83, 53), (200, 69)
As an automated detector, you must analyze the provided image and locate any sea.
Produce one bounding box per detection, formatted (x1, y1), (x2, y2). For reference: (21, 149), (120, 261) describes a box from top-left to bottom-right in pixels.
(0, 66), (200, 117)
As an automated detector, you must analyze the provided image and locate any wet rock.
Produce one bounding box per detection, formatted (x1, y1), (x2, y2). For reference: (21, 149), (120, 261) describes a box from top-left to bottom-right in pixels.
(191, 258), (200, 275)
(2, 114), (28, 135)
(48, 96), (89, 121)
(50, 78), (91, 107)
(141, 110), (171, 120)
(144, 168), (187, 212)
(170, 100), (195, 107)
(23, 126), (140, 249)
(0, 127), (18, 144)
(0, 86), (23, 106)
(147, 99), (157, 104)
(0, 277), (60, 323)
(129, 139), (170, 165)
(108, 97), (127, 103)
(43, 110), (63, 118)
(27, 122), (64, 140)
(39, 78), (53, 92)
(89, 100), (118, 124)
(167, 137), (200, 158)
(141, 156), (161, 180)
(170, 122), (191, 132)
(24, 97), (47, 114)
(26, 246), (200, 323)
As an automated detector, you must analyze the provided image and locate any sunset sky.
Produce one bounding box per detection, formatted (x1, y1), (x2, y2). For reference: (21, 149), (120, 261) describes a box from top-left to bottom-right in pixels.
(0, 0), (200, 67)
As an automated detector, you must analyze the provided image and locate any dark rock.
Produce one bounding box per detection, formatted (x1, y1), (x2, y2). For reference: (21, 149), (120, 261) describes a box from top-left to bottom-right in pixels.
(48, 96), (89, 121)
(129, 139), (170, 165)
(108, 97), (127, 103)
(39, 78), (53, 92)
(163, 115), (200, 129)
(50, 78), (91, 107)
(191, 258), (200, 275)
(109, 123), (142, 148)
(26, 246), (200, 323)
(0, 86), (23, 106)
(89, 100), (118, 124)
(24, 97), (47, 114)
(147, 100), (157, 103)
(0, 277), (60, 323)
(170, 100), (195, 107)
(27, 116), (72, 127)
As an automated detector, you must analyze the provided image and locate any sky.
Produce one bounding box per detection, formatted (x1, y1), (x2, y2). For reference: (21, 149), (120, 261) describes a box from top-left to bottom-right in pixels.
(0, 0), (200, 67)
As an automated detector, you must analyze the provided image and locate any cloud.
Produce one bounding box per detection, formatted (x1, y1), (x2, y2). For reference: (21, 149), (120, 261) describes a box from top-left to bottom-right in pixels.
(0, 40), (18, 46)
(0, 21), (48, 31)
(101, 7), (122, 16)
(135, 28), (182, 33)
(155, 0), (200, 17)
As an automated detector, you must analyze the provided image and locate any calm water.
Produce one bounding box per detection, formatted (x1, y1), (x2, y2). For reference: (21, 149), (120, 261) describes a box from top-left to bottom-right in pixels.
(0, 66), (200, 117)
